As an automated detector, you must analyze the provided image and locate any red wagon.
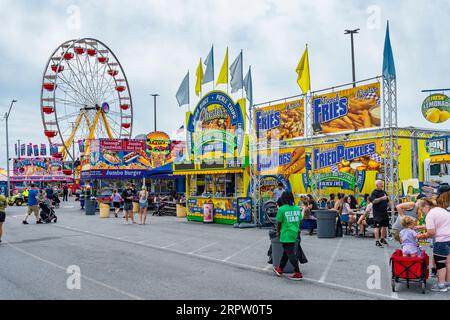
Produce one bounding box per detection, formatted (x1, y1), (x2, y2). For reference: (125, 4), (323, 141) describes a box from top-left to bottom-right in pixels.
(390, 249), (429, 294)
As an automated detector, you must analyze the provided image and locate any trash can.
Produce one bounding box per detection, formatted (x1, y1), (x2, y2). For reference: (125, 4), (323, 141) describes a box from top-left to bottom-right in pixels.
(176, 204), (187, 218)
(85, 198), (96, 216)
(99, 203), (110, 218)
(204, 202), (214, 223)
(269, 230), (298, 273)
(315, 210), (337, 238)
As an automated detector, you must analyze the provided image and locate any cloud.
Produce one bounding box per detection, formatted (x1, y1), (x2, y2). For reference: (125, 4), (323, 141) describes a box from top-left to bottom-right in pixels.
(0, 0), (449, 168)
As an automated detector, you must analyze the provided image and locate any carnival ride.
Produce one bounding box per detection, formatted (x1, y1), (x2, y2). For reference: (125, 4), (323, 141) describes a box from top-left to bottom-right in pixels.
(40, 38), (133, 164)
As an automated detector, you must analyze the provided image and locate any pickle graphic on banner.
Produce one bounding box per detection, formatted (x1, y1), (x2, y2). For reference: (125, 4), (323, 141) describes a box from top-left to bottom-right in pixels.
(422, 93), (450, 123)
(312, 82), (381, 135)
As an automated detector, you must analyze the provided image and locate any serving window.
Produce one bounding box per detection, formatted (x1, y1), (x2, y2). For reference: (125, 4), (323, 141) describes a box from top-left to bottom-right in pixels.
(191, 173), (240, 197)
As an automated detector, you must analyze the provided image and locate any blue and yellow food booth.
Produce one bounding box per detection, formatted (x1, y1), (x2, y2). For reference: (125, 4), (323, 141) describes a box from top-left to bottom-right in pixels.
(173, 91), (250, 225)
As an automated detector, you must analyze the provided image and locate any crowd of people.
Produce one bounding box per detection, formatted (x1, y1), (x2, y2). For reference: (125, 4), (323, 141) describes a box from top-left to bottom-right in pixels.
(269, 180), (450, 292)
(1, 177), (448, 293)
(106, 183), (185, 225)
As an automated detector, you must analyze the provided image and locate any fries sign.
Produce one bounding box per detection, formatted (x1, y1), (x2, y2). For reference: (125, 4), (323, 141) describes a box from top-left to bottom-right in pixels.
(254, 99), (305, 142)
(312, 82), (381, 135)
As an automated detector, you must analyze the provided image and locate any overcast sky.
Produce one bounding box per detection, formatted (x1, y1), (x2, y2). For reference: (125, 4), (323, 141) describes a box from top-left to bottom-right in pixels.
(1, 0), (449, 168)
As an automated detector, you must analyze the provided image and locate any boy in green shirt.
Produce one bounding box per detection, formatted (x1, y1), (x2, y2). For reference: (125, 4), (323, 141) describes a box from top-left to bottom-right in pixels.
(273, 191), (304, 280)
(0, 194), (7, 244)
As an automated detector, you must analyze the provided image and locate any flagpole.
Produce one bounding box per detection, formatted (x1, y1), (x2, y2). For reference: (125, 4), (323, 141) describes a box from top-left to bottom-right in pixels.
(241, 50), (244, 100)
(227, 47), (229, 95)
(212, 44), (215, 91)
(188, 70), (191, 113)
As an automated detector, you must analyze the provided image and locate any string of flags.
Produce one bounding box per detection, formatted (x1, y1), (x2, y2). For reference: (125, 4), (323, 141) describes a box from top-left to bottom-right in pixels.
(14, 141), (86, 158)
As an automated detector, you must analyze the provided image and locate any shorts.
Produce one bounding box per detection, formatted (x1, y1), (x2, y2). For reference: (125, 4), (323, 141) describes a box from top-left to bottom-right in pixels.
(113, 202), (121, 209)
(341, 215), (350, 223)
(366, 218), (375, 226)
(433, 241), (450, 257)
(402, 245), (419, 256)
(0, 212), (5, 223)
(373, 216), (389, 228)
(27, 205), (40, 217)
(123, 203), (133, 211)
(139, 201), (148, 209)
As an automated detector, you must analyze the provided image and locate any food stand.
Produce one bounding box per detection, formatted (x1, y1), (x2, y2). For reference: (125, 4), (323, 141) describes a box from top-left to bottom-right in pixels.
(252, 82), (450, 208)
(80, 139), (148, 180)
(144, 133), (186, 195)
(10, 157), (73, 192)
(425, 135), (450, 185)
(173, 91), (250, 225)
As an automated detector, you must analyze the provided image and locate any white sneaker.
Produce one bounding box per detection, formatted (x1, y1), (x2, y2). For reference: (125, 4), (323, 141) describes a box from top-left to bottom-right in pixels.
(431, 283), (448, 292)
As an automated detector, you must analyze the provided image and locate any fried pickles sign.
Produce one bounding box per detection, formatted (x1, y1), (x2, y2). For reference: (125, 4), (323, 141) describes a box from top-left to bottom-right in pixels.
(312, 83), (381, 135)
(313, 141), (383, 174)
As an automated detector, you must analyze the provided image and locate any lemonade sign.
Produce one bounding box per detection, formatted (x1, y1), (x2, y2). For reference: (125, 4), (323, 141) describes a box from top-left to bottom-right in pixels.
(422, 93), (450, 123)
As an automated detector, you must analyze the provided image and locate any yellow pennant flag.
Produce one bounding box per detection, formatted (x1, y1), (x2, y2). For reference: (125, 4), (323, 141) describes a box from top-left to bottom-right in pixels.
(296, 47), (311, 94)
(195, 58), (204, 97)
(216, 48), (229, 86)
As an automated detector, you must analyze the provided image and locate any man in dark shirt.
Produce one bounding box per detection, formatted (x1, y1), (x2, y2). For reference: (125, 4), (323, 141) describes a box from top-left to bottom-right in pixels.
(62, 185), (69, 202)
(122, 183), (136, 225)
(371, 180), (390, 248)
(46, 185), (54, 202)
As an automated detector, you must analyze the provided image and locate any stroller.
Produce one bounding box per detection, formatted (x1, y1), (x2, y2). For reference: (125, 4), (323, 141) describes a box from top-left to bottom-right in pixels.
(39, 202), (58, 224)
(390, 249), (429, 294)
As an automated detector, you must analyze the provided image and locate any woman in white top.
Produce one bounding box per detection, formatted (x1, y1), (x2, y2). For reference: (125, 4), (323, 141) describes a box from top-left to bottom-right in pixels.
(138, 187), (149, 225)
(417, 198), (450, 292)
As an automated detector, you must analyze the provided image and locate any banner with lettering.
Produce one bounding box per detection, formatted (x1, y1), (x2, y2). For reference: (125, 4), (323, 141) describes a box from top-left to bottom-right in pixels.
(254, 147), (306, 177)
(313, 139), (383, 174)
(312, 82), (381, 135)
(254, 99), (305, 142)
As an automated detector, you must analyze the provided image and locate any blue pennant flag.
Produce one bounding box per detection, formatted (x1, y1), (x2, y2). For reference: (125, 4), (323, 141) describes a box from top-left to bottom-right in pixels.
(383, 21), (396, 80)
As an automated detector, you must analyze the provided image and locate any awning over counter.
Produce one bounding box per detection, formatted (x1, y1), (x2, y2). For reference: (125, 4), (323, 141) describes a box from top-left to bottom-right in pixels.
(431, 155), (450, 164)
(144, 163), (173, 178)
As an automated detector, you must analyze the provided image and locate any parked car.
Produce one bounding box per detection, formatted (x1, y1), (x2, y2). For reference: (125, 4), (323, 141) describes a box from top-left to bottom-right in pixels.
(8, 193), (26, 206)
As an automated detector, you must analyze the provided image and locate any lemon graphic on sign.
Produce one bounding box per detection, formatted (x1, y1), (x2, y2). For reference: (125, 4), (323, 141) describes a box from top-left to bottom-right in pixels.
(426, 108), (441, 123)
(422, 93), (450, 124)
(439, 110), (450, 122)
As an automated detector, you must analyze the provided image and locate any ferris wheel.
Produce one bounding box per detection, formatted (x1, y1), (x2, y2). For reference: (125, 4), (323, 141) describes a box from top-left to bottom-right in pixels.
(40, 38), (133, 161)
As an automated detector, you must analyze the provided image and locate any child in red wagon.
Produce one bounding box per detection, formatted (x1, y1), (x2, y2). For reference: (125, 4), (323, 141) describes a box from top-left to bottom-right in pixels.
(400, 216), (422, 257)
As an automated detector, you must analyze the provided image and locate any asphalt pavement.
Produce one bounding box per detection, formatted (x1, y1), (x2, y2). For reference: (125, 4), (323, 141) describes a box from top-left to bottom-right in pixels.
(0, 199), (447, 300)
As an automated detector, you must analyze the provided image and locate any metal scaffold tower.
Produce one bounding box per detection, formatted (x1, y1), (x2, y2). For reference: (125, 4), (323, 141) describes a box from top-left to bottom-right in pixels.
(383, 75), (399, 205)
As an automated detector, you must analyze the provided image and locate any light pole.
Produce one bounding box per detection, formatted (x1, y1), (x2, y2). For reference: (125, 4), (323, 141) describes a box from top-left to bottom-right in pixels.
(344, 28), (360, 88)
(151, 94), (159, 132)
(71, 122), (76, 183)
(4, 99), (17, 197)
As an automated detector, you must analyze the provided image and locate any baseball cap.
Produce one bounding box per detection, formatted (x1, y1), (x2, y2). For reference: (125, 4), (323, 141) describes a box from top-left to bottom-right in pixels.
(437, 184), (450, 196)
